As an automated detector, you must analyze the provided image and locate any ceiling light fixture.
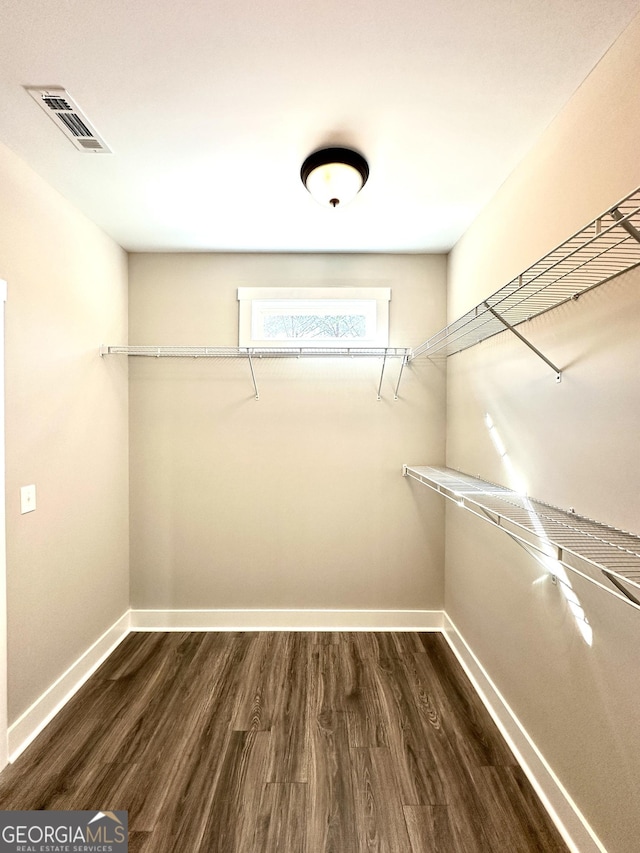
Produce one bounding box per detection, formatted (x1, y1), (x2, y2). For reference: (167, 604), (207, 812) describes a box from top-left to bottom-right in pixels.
(301, 147), (369, 208)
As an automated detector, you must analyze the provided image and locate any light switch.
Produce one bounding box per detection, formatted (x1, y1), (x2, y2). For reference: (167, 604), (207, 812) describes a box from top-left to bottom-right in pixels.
(20, 484), (36, 514)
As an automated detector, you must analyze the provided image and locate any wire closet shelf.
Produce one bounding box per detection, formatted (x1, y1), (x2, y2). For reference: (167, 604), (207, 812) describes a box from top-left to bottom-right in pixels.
(411, 186), (640, 361)
(403, 465), (640, 610)
(101, 346), (411, 401)
(100, 346), (411, 359)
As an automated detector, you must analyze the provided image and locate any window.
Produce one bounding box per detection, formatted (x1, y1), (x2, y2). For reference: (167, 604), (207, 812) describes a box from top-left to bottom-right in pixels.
(238, 287), (391, 348)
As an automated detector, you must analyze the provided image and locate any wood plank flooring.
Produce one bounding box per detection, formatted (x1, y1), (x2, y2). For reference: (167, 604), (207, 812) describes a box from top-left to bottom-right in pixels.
(0, 632), (569, 852)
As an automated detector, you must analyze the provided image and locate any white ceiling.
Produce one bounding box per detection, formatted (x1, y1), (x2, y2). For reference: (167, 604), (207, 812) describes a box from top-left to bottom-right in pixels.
(1, 0), (638, 253)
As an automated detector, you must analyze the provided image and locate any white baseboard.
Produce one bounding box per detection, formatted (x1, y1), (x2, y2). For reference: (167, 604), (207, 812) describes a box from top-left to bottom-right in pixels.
(8, 610), (131, 763)
(130, 608), (445, 631)
(442, 613), (606, 853)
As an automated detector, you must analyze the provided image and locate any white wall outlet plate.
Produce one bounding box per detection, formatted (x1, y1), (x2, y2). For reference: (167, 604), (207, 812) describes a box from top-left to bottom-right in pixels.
(20, 484), (36, 514)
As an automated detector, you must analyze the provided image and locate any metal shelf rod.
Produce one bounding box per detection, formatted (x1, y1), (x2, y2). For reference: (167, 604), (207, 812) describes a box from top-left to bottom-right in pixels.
(377, 351), (388, 400)
(394, 354), (408, 400)
(247, 351), (259, 400)
(611, 206), (640, 243)
(483, 303), (562, 381)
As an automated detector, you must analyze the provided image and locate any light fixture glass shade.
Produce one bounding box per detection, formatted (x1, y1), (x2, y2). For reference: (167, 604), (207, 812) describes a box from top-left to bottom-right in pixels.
(305, 162), (364, 208)
(301, 147), (369, 208)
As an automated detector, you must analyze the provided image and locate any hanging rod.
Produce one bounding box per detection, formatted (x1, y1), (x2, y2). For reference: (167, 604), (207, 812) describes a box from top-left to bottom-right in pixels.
(403, 465), (640, 611)
(411, 185), (640, 364)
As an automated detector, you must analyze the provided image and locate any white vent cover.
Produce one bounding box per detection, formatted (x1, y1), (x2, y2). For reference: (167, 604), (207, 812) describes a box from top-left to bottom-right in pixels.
(26, 87), (111, 153)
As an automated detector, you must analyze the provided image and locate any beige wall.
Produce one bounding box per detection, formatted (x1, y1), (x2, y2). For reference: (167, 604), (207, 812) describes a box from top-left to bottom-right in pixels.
(446, 11), (640, 853)
(128, 252), (446, 611)
(0, 141), (129, 724)
(449, 12), (640, 321)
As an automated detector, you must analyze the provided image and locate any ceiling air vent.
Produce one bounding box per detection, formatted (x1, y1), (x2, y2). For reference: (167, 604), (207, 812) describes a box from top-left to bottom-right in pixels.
(26, 87), (112, 153)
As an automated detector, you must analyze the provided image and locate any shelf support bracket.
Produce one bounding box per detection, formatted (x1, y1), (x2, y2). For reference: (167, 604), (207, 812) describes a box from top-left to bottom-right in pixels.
(484, 303), (562, 382)
(247, 350), (259, 400)
(393, 354), (408, 400)
(610, 207), (640, 244)
(603, 571), (640, 607)
(377, 351), (388, 400)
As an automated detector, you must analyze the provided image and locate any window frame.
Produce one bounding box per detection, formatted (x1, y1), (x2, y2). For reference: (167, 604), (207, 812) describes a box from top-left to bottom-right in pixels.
(237, 287), (391, 348)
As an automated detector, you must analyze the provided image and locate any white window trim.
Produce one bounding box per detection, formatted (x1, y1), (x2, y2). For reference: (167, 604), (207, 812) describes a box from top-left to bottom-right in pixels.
(237, 287), (391, 348)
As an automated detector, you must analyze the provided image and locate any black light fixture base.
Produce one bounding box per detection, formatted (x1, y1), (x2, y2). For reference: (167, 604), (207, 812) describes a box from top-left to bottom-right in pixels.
(300, 147), (369, 189)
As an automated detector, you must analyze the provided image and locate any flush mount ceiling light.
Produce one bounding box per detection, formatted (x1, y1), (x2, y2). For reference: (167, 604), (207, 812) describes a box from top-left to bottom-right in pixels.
(301, 147), (369, 208)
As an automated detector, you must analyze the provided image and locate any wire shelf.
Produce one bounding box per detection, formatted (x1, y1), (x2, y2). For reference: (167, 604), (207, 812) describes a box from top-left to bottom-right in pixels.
(102, 345), (411, 400)
(101, 345), (411, 359)
(411, 186), (640, 360)
(403, 465), (640, 608)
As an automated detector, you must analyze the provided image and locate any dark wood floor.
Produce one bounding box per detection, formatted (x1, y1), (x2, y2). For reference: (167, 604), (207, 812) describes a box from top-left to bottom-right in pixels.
(0, 632), (568, 852)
